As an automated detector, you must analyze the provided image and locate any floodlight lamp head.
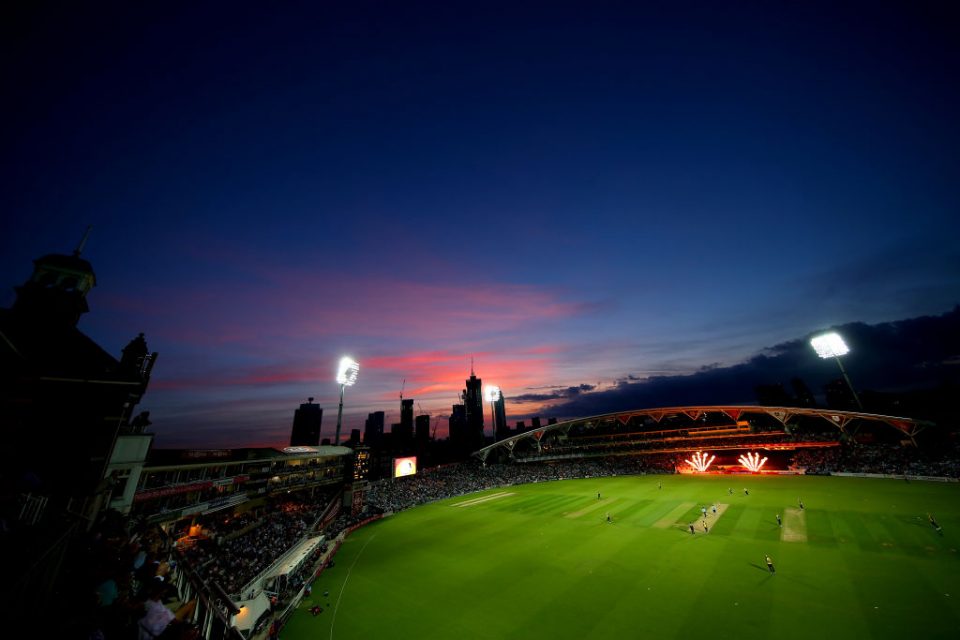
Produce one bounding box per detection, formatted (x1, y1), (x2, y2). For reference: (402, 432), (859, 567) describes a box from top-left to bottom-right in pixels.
(484, 385), (501, 402)
(336, 356), (360, 386)
(810, 332), (850, 359)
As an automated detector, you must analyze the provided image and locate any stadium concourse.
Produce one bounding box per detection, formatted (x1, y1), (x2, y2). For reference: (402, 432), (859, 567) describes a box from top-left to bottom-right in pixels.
(58, 408), (957, 640)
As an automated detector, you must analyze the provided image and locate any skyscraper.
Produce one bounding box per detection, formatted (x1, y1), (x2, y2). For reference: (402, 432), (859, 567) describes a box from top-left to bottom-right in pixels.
(462, 367), (484, 449)
(415, 414), (430, 444)
(449, 403), (467, 450)
(493, 393), (508, 440)
(290, 398), (323, 446)
(364, 411), (385, 448)
(400, 398), (414, 434)
(393, 398), (414, 448)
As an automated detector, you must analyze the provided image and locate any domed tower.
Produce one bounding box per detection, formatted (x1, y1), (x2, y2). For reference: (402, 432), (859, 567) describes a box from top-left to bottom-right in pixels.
(1, 227), (157, 523)
(12, 226), (96, 326)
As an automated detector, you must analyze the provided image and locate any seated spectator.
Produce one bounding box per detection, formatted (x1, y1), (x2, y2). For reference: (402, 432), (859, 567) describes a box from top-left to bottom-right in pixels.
(138, 582), (196, 640)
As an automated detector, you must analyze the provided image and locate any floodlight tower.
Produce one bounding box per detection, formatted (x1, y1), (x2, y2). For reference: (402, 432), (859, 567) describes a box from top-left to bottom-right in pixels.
(485, 385), (501, 443)
(810, 332), (862, 411)
(335, 356), (360, 445)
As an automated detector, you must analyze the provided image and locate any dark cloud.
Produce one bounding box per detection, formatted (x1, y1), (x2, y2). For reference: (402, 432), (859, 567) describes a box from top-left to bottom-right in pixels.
(512, 384), (596, 403)
(543, 307), (960, 418)
(786, 243), (960, 331)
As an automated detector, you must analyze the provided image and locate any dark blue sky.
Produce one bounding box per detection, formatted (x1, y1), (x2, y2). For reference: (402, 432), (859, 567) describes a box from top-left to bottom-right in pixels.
(2, 1), (958, 447)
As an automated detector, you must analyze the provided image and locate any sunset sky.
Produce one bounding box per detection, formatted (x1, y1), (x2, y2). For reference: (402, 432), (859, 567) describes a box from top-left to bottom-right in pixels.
(2, 2), (958, 447)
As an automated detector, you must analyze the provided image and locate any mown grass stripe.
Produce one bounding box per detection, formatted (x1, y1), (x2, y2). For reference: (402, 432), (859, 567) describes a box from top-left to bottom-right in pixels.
(653, 502), (696, 528)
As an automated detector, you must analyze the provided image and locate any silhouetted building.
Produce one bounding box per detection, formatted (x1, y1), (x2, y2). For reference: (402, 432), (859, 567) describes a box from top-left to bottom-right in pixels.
(395, 398), (414, 447)
(548, 417), (558, 425)
(1, 240), (156, 519)
(290, 397), (323, 446)
(415, 414), (430, 444)
(347, 428), (361, 447)
(449, 403), (467, 449)
(462, 368), (484, 449)
(0, 236), (157, 620)
(531, 416), (541, 430)
(493, 393), (508, 440)
(364, 411), (385, 448)
(401, 398), (413, 425)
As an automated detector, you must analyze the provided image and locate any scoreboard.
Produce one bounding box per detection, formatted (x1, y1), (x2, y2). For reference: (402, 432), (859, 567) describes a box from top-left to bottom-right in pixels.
(393, 456), (417, 478)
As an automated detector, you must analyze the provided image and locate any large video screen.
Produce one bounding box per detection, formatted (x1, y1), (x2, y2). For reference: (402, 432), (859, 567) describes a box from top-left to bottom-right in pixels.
(393, 456), (417, 478)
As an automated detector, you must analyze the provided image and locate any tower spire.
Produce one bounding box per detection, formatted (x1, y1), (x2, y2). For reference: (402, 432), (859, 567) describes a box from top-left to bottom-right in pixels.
(470, 356), (474, 376)
(74, 225), (93, 257)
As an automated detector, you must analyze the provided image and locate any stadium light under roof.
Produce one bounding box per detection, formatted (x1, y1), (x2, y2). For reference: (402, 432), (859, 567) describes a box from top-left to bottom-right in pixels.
(810, 332), (850, 359)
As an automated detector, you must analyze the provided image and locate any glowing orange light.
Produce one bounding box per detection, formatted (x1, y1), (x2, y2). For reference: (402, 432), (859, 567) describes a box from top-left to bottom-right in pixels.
(738, 451), (768, 472)
(685, 451), (715, 473)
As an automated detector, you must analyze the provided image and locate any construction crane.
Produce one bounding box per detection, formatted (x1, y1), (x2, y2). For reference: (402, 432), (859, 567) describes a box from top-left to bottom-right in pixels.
(400, 379), (405, 401)
(417, 402), (425, 416)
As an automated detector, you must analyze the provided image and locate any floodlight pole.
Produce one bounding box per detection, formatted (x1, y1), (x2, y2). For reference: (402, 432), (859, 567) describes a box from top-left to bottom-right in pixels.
(333, 356), (359, 447)
(485, 386), (501, 445)
(811, 333), (863, 413)
(832, 355), (863, 411)
(335, 383), (345, 445)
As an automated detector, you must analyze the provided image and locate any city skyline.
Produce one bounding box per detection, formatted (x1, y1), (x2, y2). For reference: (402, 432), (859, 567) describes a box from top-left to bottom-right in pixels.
(2, 2), (958, 448)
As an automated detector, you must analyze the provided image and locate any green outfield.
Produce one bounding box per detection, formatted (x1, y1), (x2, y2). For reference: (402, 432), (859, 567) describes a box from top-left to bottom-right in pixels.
(284, 475), (960, 639)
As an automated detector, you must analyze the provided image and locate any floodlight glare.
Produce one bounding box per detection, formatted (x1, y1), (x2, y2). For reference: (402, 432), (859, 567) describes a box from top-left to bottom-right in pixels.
(485, 384), (502, 443)
(810, 332), (850, 359)
(336, 356), (360, 386)
(810, 331), (863, 411)
(334, 356), (360, 445)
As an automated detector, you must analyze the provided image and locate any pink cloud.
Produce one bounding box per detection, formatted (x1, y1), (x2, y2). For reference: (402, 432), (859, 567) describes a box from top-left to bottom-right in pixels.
(98, 265), (588, 349)
(92, 254), (602, 444)
(150, 362), (325, 390)
(359, 344), (564, 415)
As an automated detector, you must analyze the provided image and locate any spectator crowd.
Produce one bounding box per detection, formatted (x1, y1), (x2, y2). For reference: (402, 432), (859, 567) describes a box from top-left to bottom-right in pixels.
(177, 491), (335, 597)
(791, 441), (960, 477)
(364, 457), (676, 514)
